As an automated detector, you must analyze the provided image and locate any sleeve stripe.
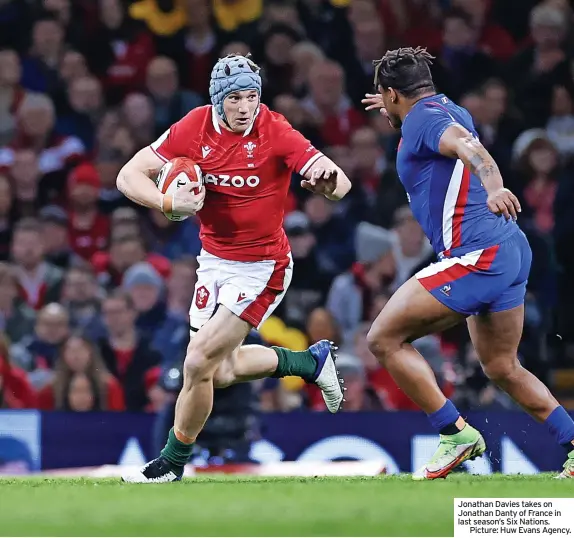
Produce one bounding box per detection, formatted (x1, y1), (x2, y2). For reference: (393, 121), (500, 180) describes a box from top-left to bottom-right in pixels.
(299, 152), (323, 176)
(150, 146), (169, 163)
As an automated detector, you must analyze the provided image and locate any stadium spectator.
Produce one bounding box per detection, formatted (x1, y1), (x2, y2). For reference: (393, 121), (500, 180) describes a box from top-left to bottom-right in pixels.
(59, 265), (105, 341)
(20, 15), (66, 95)
(547, 85), (574, 163)
(475, 79), (524, 177)
(451, 0), (517, 61)
(92, 233), (170, 290)
(95, 110), (137, 163)
(145, 56), (203, 138)
(327, 222), (395, 345)
(38, 205), (82, 270)
(11, 218), (64, 310)
(507, 4), (570, 128)
(511, 130), (562, 235)
(122, 261), (188, 367)
(431, 9), (497, 102)
(303, 195), (355, 279)
(164, 257), (197, 321)
(305, 307), (342, 350)
(302, 59), (366, 146)
(37, 334), (124, 411)
(390, 205), (434, 289)
(57, 50), (89, 90)
(98, 291), (161, 411)
(88, 0), (156, 105)
(173, 0), (218, 99)
(11, 302), (69, 389)
(0, 263), (35, 346)
(0, 48), (26, 146)
(0, 93), (85, 196)
(97, 150), (131, 215)
(56, 75), (104, 151)
(7, 150), (45, 218)
(121, 92), (156, 148)
(278, 211), (331, 330)
(289, 41), (325, 100)
(66, 163), (110, 261)
(345, 19), (386, 107)
(260, 24), (302, 102)
(144, 208), (201, 260)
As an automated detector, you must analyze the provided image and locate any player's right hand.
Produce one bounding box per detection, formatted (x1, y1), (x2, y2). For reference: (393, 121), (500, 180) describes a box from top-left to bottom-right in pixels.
(169, 185), (206, 216)
(362, 93), (385, 114)
(486, 188), (521, 221)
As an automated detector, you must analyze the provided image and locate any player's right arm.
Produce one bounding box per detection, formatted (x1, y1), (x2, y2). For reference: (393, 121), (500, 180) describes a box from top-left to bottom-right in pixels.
(116, 112), (205, 216)
(116, 147), (165, 210)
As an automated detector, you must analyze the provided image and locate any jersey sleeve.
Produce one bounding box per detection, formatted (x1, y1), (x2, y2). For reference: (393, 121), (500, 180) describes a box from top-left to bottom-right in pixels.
(149, 110), (197, 161)
(403, 103), (459, 154)
(273, 116), (323, 175)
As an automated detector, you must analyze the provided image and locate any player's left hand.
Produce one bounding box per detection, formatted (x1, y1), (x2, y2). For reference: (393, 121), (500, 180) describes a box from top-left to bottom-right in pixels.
(487, 188), (521, 221)
(301, 168), (340, 200)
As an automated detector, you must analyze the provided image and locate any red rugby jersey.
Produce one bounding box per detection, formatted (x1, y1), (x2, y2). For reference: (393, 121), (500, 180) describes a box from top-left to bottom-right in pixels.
(150, 105), (322, 262)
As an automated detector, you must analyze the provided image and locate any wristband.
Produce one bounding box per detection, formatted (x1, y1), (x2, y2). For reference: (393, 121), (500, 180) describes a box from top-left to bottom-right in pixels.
(161, 194), (173, 214)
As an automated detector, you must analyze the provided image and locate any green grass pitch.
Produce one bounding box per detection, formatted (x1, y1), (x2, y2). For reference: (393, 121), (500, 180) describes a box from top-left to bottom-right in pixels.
(0, 475), (571, 536)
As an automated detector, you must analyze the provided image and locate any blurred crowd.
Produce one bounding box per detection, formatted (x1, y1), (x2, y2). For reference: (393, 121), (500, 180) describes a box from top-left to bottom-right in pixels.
(1, 0), (574, 417)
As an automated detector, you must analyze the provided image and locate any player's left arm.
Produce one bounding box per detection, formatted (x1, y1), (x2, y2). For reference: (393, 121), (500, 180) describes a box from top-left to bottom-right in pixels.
(301, 155), (352, 201)
(274, 116), (351, 201)
(438, 124), (521, 220)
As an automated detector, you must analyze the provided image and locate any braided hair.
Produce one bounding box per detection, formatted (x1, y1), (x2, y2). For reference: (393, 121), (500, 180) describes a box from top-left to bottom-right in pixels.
(373, 47), (435, 99)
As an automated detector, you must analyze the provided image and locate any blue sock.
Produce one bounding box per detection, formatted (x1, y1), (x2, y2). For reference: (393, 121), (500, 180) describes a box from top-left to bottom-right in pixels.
(427, 400), (461, 434)
(545, 406), (574, 450)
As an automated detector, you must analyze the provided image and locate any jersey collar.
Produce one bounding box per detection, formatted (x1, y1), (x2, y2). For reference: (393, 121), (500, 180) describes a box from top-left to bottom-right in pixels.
(210, 105), (260, 137)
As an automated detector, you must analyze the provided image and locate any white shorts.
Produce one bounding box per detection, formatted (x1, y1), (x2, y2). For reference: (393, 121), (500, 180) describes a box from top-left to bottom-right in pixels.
(189, 249), (293, 331)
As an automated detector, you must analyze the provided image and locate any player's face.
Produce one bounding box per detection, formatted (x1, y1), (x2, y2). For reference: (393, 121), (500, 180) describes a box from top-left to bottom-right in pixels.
(223, 90), (259, 132)
(380, 86), (402, 129)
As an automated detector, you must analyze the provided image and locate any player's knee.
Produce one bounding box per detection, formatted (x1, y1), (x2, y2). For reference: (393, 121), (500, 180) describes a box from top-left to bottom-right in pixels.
(183, 343), (214, 384)
(366, 325), (398, 364)
(213, 364), (235, 388)
(482, 357), (521, 384)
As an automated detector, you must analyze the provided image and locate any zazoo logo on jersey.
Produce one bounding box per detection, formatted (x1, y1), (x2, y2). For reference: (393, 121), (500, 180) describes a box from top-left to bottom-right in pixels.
(204, 174), (260, 188)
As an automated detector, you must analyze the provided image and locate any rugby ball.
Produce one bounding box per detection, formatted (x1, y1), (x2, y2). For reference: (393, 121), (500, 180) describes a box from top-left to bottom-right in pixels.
(155, 157), (203, 221)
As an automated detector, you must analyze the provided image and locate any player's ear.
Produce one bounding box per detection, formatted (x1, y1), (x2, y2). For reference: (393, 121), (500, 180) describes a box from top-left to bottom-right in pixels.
(389, 88), (398, 103)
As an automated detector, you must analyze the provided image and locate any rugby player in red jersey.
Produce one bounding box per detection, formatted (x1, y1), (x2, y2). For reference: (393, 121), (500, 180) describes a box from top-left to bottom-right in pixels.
(117, 54), (352, 482)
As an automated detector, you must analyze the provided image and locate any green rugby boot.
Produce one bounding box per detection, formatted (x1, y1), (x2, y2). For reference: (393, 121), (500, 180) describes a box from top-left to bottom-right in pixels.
(412, 424), (486, 480)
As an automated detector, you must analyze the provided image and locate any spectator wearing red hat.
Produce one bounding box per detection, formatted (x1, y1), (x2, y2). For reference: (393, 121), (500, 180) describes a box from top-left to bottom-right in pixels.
(67, 162), (110, 261)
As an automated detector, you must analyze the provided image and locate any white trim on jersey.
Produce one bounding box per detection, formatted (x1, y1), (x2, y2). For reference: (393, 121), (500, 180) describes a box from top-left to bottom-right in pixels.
(211, 106), (222, 134)
(299, 152), (323, 176)
(150, 129), (170, 162)
(442, 159), (465, 251)
(416, 248), (483, 279)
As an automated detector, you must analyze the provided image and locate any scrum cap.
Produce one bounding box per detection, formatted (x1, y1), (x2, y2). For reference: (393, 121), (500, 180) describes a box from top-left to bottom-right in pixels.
(209, 54), (262, 125)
